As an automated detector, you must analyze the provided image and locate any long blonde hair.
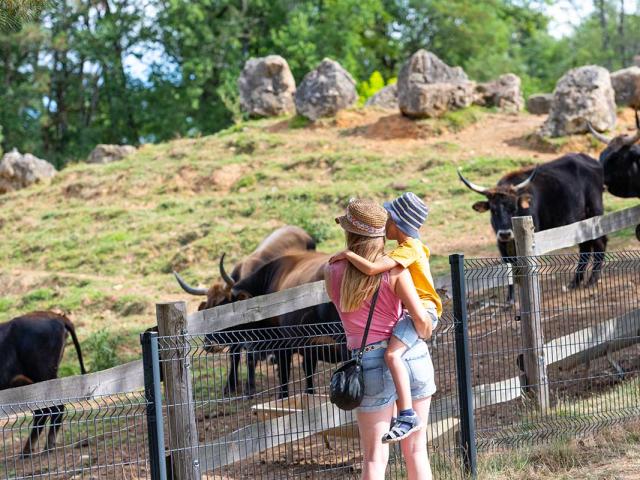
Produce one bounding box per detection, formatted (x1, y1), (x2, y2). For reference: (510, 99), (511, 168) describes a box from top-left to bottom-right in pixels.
(340, 232), (384, 312)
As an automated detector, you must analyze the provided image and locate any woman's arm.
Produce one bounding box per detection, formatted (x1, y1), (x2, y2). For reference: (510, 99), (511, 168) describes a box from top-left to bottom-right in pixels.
(391, 267), (432, 339)
(330, 250), (398, 276)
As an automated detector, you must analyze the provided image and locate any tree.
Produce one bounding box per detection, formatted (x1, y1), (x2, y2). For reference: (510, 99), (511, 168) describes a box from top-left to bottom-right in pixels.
(0, 0), (48, 32)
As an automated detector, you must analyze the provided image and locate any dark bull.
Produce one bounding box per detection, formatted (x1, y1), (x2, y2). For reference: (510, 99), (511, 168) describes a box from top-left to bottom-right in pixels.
(458, 153), (608, 299)
(588, 109), (640, 199)
(178, 251), (348, 398)
(0, 311), (87, 456)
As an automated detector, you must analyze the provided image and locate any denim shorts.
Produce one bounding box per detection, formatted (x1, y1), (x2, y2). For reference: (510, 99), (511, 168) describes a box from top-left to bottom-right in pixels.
(355, 339), (437, 412)
(393, 308), (439, 348)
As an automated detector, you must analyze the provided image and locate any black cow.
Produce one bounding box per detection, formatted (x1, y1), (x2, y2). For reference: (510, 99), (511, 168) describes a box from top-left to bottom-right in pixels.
(0, 311), (87, 456)
(174, 226), (318, 396)
(458, 153), (607, 298)
(217, 251), (347, 398)
(588, 111), (640, 198)
(181, 251), (347, 398)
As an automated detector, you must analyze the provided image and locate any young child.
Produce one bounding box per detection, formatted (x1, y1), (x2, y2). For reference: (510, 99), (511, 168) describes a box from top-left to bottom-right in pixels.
(329, 192), (441, 443)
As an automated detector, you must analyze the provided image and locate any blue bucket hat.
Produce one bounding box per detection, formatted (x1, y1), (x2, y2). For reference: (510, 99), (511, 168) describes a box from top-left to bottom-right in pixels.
(383, 192), (429, 239)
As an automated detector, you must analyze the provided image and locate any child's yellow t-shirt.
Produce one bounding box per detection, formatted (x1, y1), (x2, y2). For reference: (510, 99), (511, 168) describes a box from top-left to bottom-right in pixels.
(388, 237), (442, 316)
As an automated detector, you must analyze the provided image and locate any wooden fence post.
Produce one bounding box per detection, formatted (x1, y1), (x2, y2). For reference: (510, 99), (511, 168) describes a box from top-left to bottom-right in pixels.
(512, 216), (550, 411)
(156, 301), (200, 479)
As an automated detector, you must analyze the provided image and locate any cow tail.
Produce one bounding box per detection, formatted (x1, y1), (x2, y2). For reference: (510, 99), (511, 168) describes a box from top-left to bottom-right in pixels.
(63, 318), (87, 374)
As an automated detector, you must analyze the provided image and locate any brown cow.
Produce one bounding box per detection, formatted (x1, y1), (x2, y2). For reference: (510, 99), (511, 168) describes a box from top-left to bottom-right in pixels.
(221, 251), (346, 398)
(174, 225), (317, 395)
(174, 225), (316, 310)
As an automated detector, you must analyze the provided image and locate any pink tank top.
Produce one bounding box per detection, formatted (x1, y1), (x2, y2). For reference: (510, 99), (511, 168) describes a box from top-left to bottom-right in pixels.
(327, 261), (403, 350)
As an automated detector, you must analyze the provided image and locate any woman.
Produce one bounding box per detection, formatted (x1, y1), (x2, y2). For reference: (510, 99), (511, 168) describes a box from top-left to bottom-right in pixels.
(325, 198), (436, 480)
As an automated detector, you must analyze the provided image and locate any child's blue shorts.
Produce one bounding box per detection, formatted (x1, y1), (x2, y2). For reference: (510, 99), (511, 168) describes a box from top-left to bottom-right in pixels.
(393, 307), (439, 348)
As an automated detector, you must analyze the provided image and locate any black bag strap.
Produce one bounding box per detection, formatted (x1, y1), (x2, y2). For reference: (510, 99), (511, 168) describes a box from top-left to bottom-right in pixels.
(356, 280), (382, 364)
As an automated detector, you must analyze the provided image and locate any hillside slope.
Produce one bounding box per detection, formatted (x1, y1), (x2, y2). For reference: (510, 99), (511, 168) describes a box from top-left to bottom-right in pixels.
(1, 107), (638, 372)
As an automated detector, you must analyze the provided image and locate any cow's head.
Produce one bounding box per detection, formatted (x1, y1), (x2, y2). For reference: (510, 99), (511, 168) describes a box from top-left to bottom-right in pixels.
(174, 254), (252, 311)
(588, 110), (640, 195)
(458, 167), (536, 243)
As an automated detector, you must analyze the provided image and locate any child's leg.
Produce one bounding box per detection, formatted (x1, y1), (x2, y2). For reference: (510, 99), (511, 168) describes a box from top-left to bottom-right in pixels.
(384, 336), (412, 411)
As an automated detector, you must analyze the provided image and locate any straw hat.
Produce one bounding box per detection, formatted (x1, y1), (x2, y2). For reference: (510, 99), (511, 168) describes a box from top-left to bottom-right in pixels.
(335, 198), (388, 237)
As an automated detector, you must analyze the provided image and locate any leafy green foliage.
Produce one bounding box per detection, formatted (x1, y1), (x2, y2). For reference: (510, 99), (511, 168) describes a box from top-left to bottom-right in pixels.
(85, 330), (121, 372)
(1, 0), (639, 165)
(357, 71), (396, 105)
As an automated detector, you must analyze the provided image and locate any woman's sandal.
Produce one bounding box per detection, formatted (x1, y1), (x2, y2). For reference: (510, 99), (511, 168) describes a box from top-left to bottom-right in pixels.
(381, 413), (422, 443)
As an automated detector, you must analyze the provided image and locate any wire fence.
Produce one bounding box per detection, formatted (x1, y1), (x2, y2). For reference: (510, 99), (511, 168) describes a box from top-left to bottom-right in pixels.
(2, 251), (640, 479)
(464, 251), (640, 452)
(152, 311), (467, 480)
(0, 393), (150, 479)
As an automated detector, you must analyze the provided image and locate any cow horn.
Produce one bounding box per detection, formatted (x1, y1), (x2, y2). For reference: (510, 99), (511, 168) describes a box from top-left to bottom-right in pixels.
(587, 121), (611, 144)
(457, 168), (489, 195)
(173, 271), (207, 296)
(621, 109), (640, 146)
(514, 168), (536, 191)
(219, 253), (235, 287)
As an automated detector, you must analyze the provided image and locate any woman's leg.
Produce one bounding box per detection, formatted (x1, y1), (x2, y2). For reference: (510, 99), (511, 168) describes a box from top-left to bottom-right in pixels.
(356, 405), (394, 480)
(384, 336), (411, 411)
(400, 396), (432, 480)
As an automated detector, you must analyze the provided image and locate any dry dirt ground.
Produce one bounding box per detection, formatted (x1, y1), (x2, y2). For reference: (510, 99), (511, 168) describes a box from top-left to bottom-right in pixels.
(489, 441), (640, 480)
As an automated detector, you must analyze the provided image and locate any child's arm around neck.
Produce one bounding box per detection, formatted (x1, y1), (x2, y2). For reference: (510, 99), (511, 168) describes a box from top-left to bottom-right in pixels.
(344, 250), (399, 276)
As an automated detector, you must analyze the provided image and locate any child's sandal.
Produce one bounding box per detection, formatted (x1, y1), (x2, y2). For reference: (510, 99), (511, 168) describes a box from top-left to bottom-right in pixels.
(381, 413), (422, 443)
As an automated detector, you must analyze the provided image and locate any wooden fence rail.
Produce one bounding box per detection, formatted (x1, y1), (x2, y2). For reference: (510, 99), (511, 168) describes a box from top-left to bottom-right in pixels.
(0, 269), (512, 413)
(534, 204), (640, 255)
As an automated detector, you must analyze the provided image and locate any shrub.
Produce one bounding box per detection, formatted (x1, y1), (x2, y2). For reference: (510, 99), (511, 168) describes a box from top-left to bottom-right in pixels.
(357, 71), (397, 105)
(85, 330), (121, 371)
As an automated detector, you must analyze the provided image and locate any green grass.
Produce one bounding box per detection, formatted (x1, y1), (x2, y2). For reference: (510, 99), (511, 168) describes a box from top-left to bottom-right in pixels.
(1, 106), (639, 376)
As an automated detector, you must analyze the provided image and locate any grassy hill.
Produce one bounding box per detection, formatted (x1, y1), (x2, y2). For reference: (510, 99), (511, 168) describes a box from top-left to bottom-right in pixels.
(1, 106), (638, 375)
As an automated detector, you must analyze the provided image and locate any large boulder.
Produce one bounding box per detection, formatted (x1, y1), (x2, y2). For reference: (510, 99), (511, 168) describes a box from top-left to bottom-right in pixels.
(295, 58), (357, 120)
(474, 74), (524, 112)
(399, 82), (476, 118)
(526, 93), (553, 115)
(397, 50), (474, 118)
(87, 144), (136, 164)
(238, 55), (296, 117)
(541, 65), (616, 137)
(0, 149), (56, 194)
(365, 84), (398, 109)
(610, 66), (640, 108)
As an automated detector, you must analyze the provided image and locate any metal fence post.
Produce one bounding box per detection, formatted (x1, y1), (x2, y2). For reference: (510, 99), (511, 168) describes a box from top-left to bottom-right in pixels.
(449, 253), (477, 479)
(512, 216), (550, 411)
(141, 331), (168, 480)
(156, 301), (200, 480)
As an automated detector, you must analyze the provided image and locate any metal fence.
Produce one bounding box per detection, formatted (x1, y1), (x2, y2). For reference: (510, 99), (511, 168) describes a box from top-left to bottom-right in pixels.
(145, 312), (468, 480)
(0, 393), (150, 479)
(463, 251), (640, 453)
(2, 250), (640, 479)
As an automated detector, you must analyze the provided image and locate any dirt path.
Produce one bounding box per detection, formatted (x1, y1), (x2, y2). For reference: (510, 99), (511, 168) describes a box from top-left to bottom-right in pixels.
(433, 112), (556, 161)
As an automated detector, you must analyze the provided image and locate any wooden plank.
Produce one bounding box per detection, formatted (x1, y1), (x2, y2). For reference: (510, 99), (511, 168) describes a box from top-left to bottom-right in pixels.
(157, 301), (200, 480)
(535, 204), (640, 254)
(186, 272), (513, 334)
(198, 392), (474, 471)
(197, 396), (354, 469)
(513, 216), (550, 411)
(545, 308), (640, 370)
(0, 360), (143, 418)
(186, 281), (329, 333)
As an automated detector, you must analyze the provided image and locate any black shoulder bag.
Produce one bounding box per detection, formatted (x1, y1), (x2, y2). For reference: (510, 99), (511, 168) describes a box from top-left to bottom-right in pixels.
(329, 284), (382, 410)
